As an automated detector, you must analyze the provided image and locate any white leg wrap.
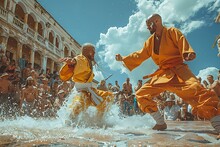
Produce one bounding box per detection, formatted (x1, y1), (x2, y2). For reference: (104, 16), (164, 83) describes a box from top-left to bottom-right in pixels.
(210, 115), (220, 133)
(150, 111), (165, 125)
(75, 82), (103, 105)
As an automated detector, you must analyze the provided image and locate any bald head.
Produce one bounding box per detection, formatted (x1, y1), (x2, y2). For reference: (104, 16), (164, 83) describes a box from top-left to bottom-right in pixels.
(146, 14), (162, 23)
(146, 14), (163, 34)
(82, 43), (95, 61)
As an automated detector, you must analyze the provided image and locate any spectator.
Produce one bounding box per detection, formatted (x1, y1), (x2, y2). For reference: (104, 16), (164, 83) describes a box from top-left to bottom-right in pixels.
(20, 76), (38, 116)
(0, 72), (13, 116)
(97, 80), (108, 91)
(107, 83), (113, 91)
(0, 55), (8, 74)
(5, 59), (16, 77)
(163, 98), (181, 121)
(134, 80), (142, 114)
(122, 78), (133, 96)
(180, 104), (194, 121)
(114, 80), (120, 90)
(202, 80), (209, 89)
(207, 75), (220, 98)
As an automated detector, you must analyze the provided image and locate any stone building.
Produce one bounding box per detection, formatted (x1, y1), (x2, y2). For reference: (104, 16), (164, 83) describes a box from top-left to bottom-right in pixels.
(0, 0), (81, 73)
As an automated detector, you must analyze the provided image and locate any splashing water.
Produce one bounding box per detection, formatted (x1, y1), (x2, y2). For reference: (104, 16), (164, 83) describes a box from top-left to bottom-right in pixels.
(0, 89), (156, 146)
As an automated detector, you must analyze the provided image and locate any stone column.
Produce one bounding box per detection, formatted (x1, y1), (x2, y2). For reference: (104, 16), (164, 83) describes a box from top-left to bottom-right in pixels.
(4, 0), (8, 9)
(30, 49), (35, 68)
(24, 13), (28, 24)
(10, 0), (15, 13)
(17, 42), (23, 59)
(34, 22), (38, 39)
(34, 22), (38, 32)
(42, 55), (47, 74)
(51, 60), (54, 73)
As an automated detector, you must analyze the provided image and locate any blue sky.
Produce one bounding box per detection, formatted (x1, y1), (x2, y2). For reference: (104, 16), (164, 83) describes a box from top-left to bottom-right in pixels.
(37, 0), (220, 88)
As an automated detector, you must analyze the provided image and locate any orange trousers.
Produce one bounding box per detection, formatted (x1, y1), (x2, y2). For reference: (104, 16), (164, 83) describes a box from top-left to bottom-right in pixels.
(136, 76), (220, 120)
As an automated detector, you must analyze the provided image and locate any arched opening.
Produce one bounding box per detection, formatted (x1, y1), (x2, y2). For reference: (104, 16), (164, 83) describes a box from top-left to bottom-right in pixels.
(49, 32), (54, 44)
(27, 14), (35, 30)
(71, 51), (76, 57)
(38, 22), (43, 36)
(0, 0), (4, 8)
(64, 46), (69, 57)
(55, 37), (59, 48)
(15, 4), (25, 22)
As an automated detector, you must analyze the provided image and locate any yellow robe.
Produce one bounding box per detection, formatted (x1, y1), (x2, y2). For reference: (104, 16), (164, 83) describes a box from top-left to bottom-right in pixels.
(122, 27), (220, 120)
(59, 54), (113, 117)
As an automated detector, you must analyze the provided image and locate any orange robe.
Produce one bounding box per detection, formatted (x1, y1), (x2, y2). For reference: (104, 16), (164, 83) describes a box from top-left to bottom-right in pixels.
(122, 27), (220, 120)
(59, 54), (113, 117)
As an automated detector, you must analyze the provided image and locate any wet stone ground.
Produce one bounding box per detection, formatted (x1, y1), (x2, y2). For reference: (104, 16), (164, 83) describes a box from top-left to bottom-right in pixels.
(0, 121), (220, 146)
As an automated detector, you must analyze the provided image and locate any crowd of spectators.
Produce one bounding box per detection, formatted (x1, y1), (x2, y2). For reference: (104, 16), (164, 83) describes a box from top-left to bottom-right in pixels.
(1, 50), (220, 122)
(0, 51), (74, 119)
(97, 72), (220, 121)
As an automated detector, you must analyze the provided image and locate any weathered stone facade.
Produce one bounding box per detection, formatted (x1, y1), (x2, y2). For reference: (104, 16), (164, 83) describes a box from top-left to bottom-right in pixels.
(0, 0), (81, 73)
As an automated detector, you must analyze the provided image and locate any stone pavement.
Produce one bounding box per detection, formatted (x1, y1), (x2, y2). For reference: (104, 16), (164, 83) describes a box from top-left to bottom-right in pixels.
(0, 121), (220, 146)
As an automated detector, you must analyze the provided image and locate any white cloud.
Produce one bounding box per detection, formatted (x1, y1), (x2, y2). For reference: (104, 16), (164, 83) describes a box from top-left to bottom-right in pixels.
(93, 66), (105, 82)
(97, 0), (219, 85)
(197, 67), (219, 82)
(181, 21), (205, 35)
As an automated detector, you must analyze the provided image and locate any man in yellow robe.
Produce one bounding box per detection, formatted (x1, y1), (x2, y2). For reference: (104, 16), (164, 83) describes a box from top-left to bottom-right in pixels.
(116, 14), (220, 133)
(59, 43), (113, 120)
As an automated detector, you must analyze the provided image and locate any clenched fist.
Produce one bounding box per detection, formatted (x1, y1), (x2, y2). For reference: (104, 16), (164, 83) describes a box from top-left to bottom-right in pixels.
(115, 54), (123, 61)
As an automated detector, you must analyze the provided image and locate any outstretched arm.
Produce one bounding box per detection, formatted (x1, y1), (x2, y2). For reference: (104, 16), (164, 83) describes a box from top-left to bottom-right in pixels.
(59, 57), (76, 66)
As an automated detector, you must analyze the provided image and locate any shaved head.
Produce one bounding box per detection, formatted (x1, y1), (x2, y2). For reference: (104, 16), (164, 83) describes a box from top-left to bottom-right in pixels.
(146, 14), (162, 23)
(146, 14), (163, 34)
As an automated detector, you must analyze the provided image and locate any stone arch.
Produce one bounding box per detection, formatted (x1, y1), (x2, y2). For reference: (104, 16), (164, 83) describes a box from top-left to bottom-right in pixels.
(71, 50), (76, 57)
(16, 1), (27, 13)
(27, 12), (37, 30)
(0, 0), (5, 8)
(48, 30), (55, 44)
(14, 3), (25, 22)
(37, 21), (45, 36)
(64, 46), (69, 57)
(55, 35), (60, 48)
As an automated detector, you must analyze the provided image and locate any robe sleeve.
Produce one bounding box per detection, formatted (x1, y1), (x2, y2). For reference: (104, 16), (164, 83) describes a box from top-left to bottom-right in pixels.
(122, 39), (152, 71)
(59, 63), (74, 82)
(168, 27), (195, 58)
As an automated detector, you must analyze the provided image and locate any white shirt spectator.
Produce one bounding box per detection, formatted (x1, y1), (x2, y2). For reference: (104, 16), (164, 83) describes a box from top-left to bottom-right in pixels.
(163, 98), (180, 120)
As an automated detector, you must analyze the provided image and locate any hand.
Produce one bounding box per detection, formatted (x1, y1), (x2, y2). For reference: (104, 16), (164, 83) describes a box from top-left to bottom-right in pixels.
(115, 54), (123, 61)
(59, 57), (76, 65)
(183, 52), (196, 61)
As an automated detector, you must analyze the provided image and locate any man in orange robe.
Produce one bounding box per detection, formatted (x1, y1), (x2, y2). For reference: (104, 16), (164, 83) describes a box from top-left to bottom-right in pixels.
(116, 14), (220, 133)
(59, 43), (113, 120)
